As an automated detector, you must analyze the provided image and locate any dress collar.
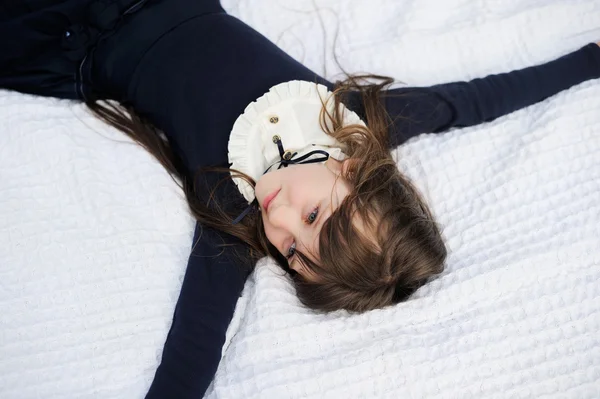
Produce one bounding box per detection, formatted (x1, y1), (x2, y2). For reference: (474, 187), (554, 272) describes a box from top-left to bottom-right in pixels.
(228, 80), (365, 203)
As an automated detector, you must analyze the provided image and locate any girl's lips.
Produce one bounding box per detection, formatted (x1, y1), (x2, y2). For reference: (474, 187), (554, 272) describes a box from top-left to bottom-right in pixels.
(262, 188), (280, 213)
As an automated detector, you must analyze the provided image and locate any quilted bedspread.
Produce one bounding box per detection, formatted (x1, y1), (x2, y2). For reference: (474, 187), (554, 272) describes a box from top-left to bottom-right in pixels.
(1, 0), (599, 398)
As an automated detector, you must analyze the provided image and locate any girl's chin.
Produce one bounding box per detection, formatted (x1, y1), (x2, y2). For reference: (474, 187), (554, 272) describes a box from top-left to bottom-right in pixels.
(254, 182), (267, 205)
(254, 174), (273, 201)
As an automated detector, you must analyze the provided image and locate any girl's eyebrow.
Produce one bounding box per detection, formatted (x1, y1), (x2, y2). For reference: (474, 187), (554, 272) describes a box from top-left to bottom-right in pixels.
(317, 205), (331, 232)
(311, 201), (333, 251)
(306, 191), (341, 262)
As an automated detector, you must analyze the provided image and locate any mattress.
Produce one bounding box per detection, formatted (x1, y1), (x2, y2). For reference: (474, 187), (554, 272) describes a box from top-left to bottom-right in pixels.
(1, 0), (600, 397)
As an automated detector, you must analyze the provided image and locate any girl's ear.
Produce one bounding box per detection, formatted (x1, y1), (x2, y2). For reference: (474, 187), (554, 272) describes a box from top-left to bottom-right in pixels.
(341, 158), (358, 176)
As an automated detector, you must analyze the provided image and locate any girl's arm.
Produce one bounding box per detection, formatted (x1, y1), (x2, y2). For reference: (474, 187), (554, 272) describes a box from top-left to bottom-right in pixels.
(146, 223), (249, 398)
(349, 43), (600, 147)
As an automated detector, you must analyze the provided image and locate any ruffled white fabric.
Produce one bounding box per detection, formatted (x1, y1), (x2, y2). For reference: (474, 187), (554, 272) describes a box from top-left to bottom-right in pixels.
(228, 80), (365, 203)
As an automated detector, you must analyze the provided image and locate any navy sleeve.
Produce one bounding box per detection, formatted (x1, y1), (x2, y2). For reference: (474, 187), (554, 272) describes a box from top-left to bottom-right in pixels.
(145, 223), (249, 398)
(365, 43), (600, 146)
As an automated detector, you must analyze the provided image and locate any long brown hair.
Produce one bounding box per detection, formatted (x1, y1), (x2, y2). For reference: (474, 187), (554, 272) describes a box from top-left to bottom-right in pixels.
(86, 76), (446, 312)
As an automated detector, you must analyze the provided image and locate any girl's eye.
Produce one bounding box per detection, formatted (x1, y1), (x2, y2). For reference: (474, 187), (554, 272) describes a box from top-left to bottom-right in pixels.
(306, 207), (319, 224)
(287, 242), (296, 259)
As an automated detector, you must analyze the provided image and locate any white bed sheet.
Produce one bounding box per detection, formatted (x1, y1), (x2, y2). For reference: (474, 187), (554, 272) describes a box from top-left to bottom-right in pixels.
(1, 0), (599, 397)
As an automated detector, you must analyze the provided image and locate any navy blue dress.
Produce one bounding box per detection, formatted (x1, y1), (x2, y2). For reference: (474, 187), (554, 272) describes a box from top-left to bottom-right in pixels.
(2, 0), (599, 397)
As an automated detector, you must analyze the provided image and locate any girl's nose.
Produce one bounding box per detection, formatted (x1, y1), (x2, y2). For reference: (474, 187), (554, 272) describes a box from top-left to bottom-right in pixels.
(268, 203), (298, 231)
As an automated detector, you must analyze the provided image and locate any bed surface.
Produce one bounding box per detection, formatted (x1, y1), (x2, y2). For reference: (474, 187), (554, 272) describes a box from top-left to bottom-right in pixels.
(1, 0), (599, 397)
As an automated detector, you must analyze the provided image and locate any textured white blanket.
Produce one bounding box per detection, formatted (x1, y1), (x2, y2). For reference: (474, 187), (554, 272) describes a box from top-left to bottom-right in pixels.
(1, 0), (599, 398)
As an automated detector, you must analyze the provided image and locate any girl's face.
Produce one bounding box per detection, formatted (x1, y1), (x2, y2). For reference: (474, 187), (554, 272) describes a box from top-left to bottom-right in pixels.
(254, 159), (352, 277)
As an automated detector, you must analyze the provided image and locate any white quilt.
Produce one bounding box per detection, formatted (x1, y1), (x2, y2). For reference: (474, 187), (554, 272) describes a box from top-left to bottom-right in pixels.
(1, 0), (599, 398)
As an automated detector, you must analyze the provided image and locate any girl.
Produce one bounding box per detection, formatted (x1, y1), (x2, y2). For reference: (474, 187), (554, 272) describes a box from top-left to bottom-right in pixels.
(2, 0), (599, 397)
